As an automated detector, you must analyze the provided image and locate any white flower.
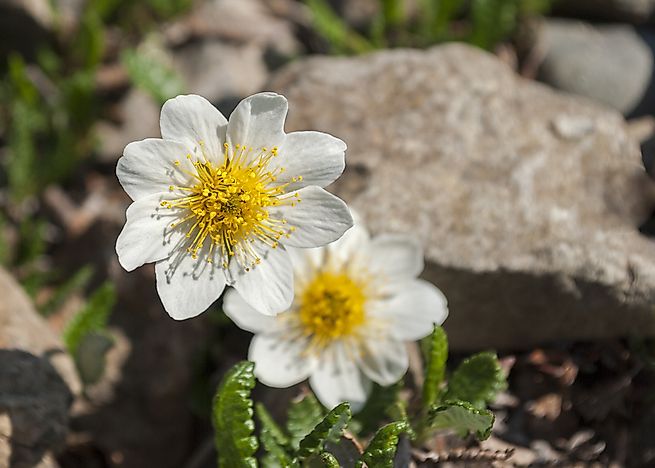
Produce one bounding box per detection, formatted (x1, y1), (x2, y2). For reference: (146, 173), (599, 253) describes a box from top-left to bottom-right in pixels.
(223, 217), (449, 410)
(115, 93), (353, 319)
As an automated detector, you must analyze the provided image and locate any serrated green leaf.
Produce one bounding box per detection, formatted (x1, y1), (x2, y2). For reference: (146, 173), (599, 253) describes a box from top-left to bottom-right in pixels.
(287, 394), (324, 450)
(297, 403), (351, 460)
(423, 326), (448, 408)
(444, 352), (506, 409)
(356, 421), (408, 468)
(257, 403), (292, 467)
(63, 282), (115, 355)
(386, 401), (415, 441)
(306, 452), (340, 468)
(213, 361), (258, 468)
(427, 400), (494, 440)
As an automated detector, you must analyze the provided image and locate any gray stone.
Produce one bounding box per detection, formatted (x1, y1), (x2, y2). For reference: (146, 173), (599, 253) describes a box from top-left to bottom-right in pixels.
(172, 41), (268, 105)
(164, 0), (299, 56)
(0, 350), (71, 468)
(536, 20), (655, 116)
(0, 0), (85, 57)
(269, 43), (655, 351)
(0, 268), (81, 396)
(328, 0), (380, 28)
(554, 0), (655, 24)
(95, 89), (160, 162)
(0, 268), (79, 467)
(0, 0), (53, 57)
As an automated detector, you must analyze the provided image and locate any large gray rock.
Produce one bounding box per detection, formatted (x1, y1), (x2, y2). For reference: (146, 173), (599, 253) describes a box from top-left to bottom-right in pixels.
(536, 20), (655, 116)
(269, 44), (655, 351)
(0, 268), (78, 467)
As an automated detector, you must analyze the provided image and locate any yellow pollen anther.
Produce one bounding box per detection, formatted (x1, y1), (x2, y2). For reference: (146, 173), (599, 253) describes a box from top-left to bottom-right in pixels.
(165, 143), (299, 268)
(299, 272), (367, 347)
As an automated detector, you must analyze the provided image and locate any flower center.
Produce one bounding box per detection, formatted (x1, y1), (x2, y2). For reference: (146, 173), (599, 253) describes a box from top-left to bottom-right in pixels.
(298, 271), (367, 346)
(162, 143), (302, 268)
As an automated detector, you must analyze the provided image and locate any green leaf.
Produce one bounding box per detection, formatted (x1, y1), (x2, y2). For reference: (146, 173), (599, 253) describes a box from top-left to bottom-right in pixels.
(469, 0), (520, 50)
(297, 403), (351, 460)
(427, 400), (495, 440)
(74, 332), (114, 385)
(40, 265), (94, 317)
(121, 48), (185, 104)
(356, 421), (408, 468)
(306, 452), (340, 468)
(212, 361), (258, 468)
(257, 403), (292, 467)
(418, 0), (465, 42)
(444, 352), (506, 409)
(304, 0), (374, 55)
(422, 326), (448, 408)
(74, 8), (106, 69)
(63, 282), (115, 355)
(287, 394), (324, 450)
(386, 401), (415, 440)
(380, 0), (405, 28)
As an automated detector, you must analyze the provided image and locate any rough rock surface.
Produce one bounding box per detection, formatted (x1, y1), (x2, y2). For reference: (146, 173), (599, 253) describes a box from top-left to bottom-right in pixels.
(0, 268), (78, 467)
(270, 43), (655, 350)
(536, 20), (655, 116)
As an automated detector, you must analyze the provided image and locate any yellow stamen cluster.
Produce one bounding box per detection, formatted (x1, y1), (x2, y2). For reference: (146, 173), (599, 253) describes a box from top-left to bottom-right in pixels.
(161, 142), (302, 268)
(298, 271), (367, 349)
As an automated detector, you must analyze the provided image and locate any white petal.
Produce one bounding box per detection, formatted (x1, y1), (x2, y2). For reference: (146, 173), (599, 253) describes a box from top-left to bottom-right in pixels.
(226, 93), (287, 160)
(271, 131), (346, 191)
(368, 235), (424, 280)
(287, 246), (324, 279)
(275, 186), (353, 248)
(155, 251), (226, 320)
(116, 193), (183, 271)
(327, 220), (370, 266)
(356, 338), (408, 386)
(309, 344), (371, 411)
(223, 288), (279, 333)
(160, 94), (227, 162)
(377, 279), (449, 341)
(230, 245), (294, 316)
(249, 333), (313, 387)
(117, 139), (194, 201)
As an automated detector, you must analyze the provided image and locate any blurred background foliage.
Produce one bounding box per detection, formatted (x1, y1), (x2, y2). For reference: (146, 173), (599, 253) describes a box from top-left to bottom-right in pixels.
(304, 0), (553, 54)
(0, 0), (190, 290)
